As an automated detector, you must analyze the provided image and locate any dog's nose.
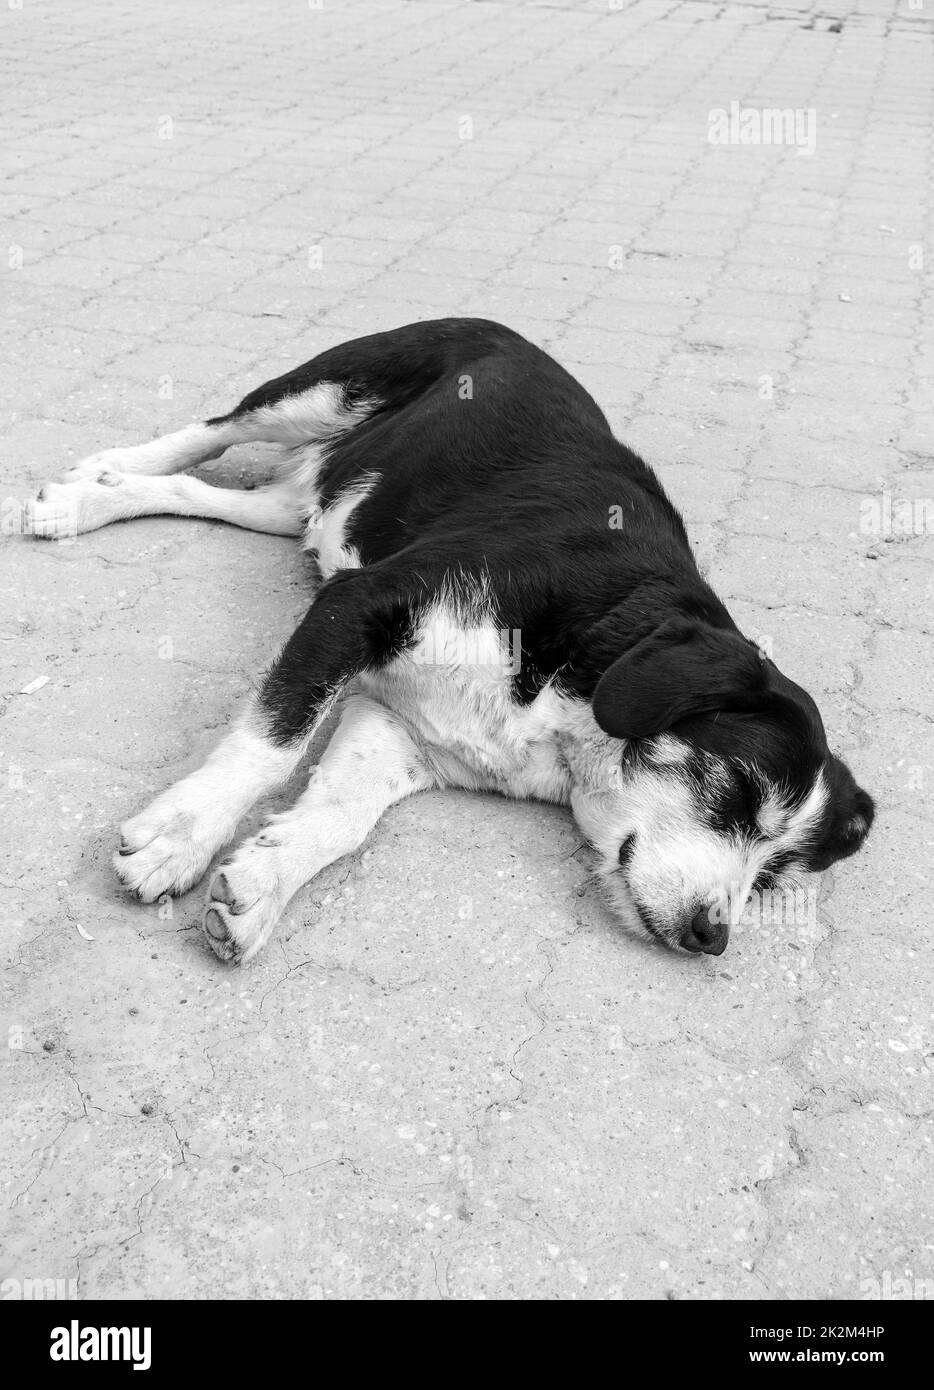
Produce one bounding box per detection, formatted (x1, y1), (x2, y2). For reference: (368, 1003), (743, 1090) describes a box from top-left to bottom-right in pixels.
(680, 908), (729, 956)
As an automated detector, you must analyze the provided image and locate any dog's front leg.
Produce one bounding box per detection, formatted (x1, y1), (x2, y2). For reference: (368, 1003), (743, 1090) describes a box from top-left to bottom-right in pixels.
(114, 563), (432, 941)
(114, 569), (388, 904)
(113, 712), (308, 903)
(202, 694), (436, 964)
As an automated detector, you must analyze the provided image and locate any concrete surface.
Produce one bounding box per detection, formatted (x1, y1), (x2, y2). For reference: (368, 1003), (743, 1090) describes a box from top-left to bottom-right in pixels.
(1, 0), (932, 1301)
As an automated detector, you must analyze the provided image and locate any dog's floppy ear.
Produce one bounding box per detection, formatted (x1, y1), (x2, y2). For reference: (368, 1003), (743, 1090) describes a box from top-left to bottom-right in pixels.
(592, 618), (769, 739)
(807, 761), (875, 871)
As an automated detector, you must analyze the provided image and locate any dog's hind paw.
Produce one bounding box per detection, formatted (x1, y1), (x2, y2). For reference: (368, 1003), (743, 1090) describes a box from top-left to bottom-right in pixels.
(62, 449), (139, 482)
(23, 487), (82, 540)
(25, 475), (125, 539)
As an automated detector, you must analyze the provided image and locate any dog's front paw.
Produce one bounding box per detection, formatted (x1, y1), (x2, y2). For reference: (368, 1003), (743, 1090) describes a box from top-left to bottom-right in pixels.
(114, 795), (224, 902)
(202, 839), (289, 964)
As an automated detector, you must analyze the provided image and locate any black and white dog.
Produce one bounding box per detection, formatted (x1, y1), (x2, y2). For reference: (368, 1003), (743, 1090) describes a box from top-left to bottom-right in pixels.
(27, 318), (874, 963)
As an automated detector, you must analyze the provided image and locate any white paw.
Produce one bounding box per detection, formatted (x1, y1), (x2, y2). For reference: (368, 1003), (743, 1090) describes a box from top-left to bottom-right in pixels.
(24, 482), (83, 540)
(114, 793), (227, 902)
(25, 474), (124, 539)
(202, 837), (290, 965)
(63, 448), (145, 482)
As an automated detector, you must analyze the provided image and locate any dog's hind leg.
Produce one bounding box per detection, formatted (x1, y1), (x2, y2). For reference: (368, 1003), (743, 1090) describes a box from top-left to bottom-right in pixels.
(28, 373), (382, 537)
(27, 473), (305, 539)
(54, 317), (506, 489)
(203, 694), (436, 963)
(59, 379), (369, 482)
(62, 420), (247, 481)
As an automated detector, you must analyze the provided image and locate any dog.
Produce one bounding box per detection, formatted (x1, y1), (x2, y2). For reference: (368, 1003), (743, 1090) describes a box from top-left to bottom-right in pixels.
(25, 318), (874, 963)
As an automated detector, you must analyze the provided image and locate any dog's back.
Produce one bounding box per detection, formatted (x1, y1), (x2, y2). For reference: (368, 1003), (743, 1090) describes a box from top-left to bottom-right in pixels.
(233, 317), (711, 708)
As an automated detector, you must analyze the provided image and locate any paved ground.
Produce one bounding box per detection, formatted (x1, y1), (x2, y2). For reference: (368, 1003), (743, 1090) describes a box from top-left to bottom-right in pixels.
(2, 0), (932, 1301)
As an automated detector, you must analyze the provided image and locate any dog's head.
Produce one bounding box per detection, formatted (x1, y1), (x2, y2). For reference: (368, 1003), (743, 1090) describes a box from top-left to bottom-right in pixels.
(574, 618), (874, 956)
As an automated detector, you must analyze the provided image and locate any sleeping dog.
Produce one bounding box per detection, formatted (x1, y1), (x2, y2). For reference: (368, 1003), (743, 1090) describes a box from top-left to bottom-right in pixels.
(26, 318), (874, 963)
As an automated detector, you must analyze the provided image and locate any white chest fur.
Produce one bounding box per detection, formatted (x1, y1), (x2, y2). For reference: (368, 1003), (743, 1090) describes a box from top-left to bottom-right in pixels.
(298, 477), (605, 805)
(359, 603), (578, 803)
